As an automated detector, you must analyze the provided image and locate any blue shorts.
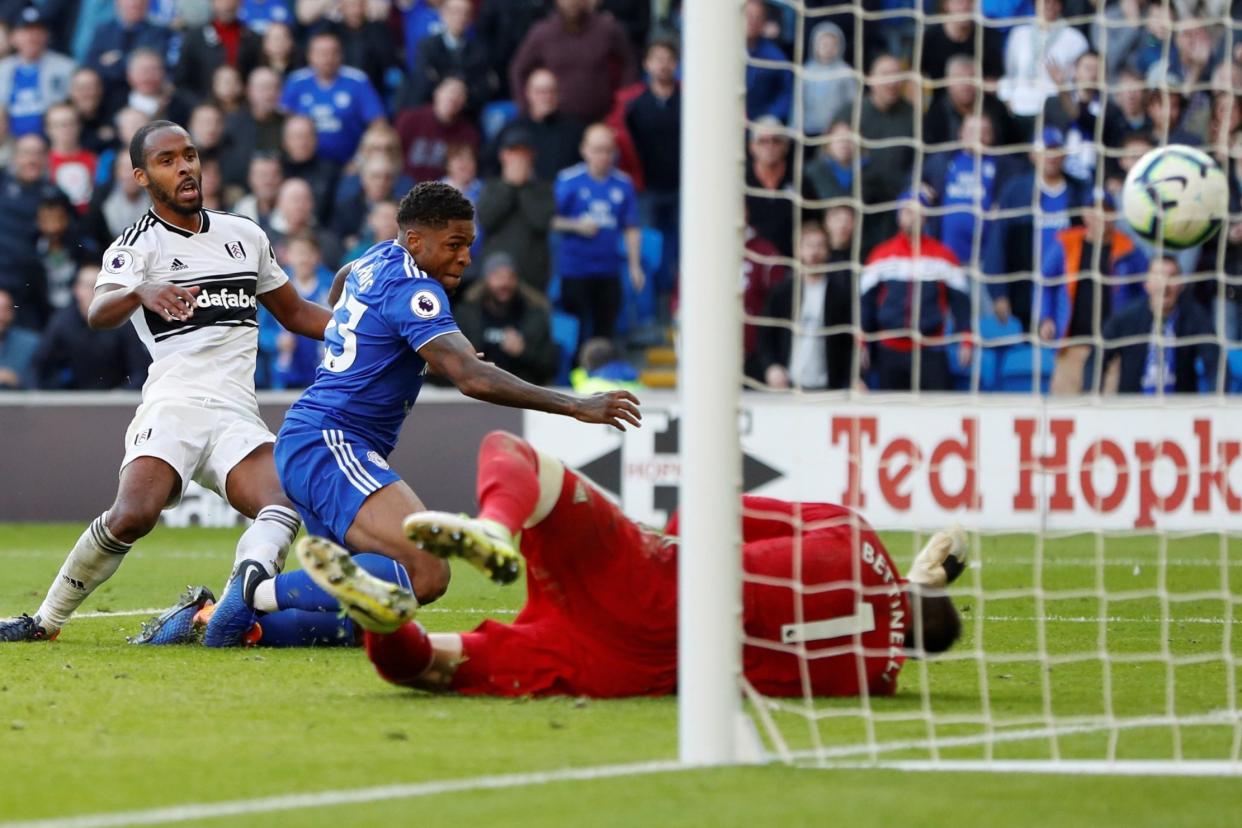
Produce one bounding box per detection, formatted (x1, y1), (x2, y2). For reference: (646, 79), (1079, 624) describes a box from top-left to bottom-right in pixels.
(274, 419), (401, 546)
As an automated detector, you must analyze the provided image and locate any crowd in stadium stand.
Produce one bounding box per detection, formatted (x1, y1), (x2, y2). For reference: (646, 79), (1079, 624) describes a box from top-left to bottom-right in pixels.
(0, 0), (1238, 395)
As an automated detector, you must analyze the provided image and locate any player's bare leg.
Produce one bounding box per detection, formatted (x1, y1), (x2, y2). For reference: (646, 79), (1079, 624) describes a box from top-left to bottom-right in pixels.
(0, 458), (179, 641)
(343, 480), (452, 604)
(222, 442), (303, 576)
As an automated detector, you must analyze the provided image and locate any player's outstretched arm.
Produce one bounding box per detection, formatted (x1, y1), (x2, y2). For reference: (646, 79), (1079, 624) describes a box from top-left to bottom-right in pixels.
(259, 282), (334, 341)
(88, 282), (200, 330)
(420, 331), (642, 430)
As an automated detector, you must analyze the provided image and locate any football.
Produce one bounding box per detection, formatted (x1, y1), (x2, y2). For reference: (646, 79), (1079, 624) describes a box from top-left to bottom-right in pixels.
(1122, 144), (1229, 250)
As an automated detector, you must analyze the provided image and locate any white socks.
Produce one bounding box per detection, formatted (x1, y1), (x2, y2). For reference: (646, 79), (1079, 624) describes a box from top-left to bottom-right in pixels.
(216, 505), (301, 605)
(36, 513), (132, 632)
(236, 506), (301, 576)
(252, 579), (278, 612)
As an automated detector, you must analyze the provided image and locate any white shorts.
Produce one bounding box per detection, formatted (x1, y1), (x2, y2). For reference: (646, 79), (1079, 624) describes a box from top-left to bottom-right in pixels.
(121, 398), (275, 508)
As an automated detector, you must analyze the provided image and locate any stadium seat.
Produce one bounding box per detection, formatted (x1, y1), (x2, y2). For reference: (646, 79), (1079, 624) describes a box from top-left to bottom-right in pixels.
(1228, 349), (1242, 393)
(976, 311), (1024, 392)
(481, 100), (519, 143)
(615, 228), (662, 340)
(997, 345), (1055, 393)
(550, 311), (580, 387)
(977, 312), (1023, 344)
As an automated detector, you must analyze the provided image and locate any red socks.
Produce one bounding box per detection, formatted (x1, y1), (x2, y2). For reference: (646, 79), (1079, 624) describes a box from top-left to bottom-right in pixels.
(363, 622), (433, 687)
(476, 431), (542, 535)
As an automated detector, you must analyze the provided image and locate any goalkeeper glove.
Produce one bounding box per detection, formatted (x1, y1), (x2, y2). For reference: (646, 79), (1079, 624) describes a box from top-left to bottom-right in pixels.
(908, 524), (969, 588)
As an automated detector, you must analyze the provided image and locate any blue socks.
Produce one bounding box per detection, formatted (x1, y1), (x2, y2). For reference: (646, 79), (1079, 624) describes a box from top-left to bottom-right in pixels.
(251, 609), (356, 647)
(242, 552), (411, 647)
(273, 552), (412, 611)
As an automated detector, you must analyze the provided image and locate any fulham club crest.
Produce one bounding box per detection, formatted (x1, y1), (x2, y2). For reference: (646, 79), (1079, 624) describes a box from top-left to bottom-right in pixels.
(225, 241), (246, 261)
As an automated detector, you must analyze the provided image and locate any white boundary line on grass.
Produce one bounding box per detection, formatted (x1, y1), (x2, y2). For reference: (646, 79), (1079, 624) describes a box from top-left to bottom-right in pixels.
(0, 760), (687, 828)
(5, 715), (1242, 828)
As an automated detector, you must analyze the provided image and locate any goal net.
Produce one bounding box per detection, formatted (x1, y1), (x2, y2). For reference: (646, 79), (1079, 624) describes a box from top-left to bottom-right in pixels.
(677, 0), (1242, 772)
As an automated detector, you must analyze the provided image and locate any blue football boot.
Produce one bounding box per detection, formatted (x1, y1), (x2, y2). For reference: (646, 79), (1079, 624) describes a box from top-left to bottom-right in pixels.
(129, 586), (216, 645)
(203, 560), (268, 647)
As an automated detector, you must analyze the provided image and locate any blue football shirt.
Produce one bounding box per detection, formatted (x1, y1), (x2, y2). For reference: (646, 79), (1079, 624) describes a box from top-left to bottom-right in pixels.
(240, 0), (293, 34)
(8, 64), (47, 136)
(554, 164), (638, 279)
(284, 240), (459, 455)
(280, 67), (387, 164)
(939, 151), (997, 267)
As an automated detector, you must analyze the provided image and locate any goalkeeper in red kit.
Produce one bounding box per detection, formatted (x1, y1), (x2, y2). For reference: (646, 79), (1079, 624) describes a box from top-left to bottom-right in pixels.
(296, 431), (967, 698)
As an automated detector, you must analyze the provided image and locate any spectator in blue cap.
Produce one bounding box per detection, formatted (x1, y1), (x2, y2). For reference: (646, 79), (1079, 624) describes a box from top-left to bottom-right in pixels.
(0, 5), (76, 137)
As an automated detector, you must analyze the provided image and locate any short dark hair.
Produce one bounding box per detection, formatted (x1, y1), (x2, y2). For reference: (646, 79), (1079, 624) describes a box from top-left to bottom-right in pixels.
(37, 196), (70, 213)
(904, 591), (962, 655)
(646, 35), (679, 60)
(129, 119), (182, 170)
(397, 182), (474, 230)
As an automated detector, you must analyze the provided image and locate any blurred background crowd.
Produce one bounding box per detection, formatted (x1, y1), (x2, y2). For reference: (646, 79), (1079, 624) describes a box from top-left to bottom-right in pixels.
(0, 0), (1239, 396)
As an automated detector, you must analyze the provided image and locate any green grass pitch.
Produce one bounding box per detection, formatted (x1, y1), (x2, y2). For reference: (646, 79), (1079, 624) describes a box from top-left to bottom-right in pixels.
(2, 523), (1241, 827)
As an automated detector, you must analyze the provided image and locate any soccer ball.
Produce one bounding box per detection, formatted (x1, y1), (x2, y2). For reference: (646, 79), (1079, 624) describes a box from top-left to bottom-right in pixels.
(1122, 144), (1229, 250)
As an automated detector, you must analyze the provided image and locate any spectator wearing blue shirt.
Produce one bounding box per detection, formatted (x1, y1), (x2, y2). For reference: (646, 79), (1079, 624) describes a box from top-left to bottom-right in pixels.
(552, 124), (642, 351)
(983, 126), (1091, 333)
(240, 0), (293, 35)
(84, 0), (173, 114)
(1101, 258), (1219, 395)
(280, 30), (387, 166)
(262, 233), (330, 389)
(744, 0), (792, 124)
(0, 7), (75, 137)
(928, 114), (998, 271)
(399, 0), (446, 76)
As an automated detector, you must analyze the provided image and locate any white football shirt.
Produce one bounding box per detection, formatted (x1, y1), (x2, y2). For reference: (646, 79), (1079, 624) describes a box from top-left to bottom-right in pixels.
(97, 208), (289, 410)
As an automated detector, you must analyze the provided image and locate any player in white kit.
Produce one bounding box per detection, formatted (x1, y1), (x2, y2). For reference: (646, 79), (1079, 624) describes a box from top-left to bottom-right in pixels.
(0, 121), (334, 642)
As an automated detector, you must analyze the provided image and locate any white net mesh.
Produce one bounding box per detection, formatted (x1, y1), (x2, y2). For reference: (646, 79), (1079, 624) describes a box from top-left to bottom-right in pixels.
(736, 0), (1242, 770)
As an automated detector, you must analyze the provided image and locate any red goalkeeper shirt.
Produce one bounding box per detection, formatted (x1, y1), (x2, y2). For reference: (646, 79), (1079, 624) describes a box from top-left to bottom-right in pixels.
(452, 471), (908, 698)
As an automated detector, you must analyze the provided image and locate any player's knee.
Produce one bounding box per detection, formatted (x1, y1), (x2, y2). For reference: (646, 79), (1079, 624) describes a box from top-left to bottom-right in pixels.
(411, 558), (451, 605)
(479, 430), (528, 460)
(105, 503), (161, 544)
(904, 592), (961, 655)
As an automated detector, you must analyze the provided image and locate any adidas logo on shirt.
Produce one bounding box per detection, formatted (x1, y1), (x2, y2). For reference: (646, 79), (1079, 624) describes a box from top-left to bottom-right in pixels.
(169, 258), (189, 271)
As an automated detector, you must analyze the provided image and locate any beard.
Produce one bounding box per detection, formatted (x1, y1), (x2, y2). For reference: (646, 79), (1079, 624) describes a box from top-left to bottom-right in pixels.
(150, 176), (203, 216)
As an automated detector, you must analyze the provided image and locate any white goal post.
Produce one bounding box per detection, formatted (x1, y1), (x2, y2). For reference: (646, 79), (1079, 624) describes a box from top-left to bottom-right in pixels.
(675, 0), (1242, 773)
(677, 0), (747, 765)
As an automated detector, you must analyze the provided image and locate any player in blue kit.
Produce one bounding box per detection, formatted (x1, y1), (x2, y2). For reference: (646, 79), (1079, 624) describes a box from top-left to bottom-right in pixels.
(201, 181), (641, 646)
